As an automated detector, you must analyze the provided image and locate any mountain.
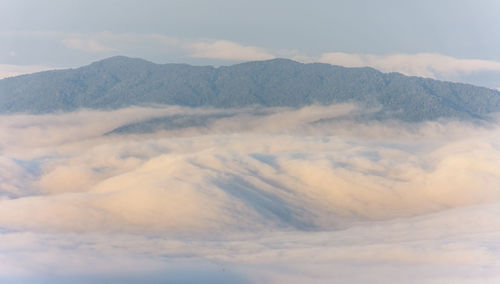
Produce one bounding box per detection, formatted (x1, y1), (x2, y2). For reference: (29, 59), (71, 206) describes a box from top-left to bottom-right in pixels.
(1, 56), (500, 121)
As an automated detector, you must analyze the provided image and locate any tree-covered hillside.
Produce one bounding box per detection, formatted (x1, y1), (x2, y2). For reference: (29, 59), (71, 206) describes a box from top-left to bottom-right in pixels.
(1, 56), (500, 121)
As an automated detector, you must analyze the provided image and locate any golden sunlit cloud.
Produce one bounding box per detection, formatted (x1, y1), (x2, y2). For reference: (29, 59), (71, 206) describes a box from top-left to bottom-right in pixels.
(1, 105), (500, 282)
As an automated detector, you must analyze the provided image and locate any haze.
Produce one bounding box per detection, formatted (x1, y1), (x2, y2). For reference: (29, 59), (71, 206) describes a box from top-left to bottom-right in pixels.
(2, 1), (500, 283)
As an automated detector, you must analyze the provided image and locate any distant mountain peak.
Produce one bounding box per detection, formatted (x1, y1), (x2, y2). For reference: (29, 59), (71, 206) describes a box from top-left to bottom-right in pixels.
(88, 55), (154, 68)
(93, 55), (150, 63)
(259, 58), (301, 64)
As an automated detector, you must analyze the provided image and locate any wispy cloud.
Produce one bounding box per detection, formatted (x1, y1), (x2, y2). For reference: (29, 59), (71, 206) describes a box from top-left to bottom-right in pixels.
(318, 52), (500, 78)
(61, 38), (115, 53)
(4, 30), (500, 81)
(189, 40), (275, 61)
(0, 64), (62, 79)
(57, 31), (275, 61)
(57, 32), (500, 78)
(59, 31), (179, 54)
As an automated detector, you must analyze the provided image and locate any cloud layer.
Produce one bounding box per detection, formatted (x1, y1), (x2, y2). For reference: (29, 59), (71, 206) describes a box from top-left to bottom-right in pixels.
(58, 32), (275, 61)
(189, 40), (275, 61)
(0, 64), (62, 80)
(1, 105), (500, 282)
(5, 30), (500, 86)
(318, 52), (500, 78)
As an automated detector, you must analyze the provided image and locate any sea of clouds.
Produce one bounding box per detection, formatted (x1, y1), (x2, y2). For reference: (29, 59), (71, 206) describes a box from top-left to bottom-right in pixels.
(1, 104), (500, 283)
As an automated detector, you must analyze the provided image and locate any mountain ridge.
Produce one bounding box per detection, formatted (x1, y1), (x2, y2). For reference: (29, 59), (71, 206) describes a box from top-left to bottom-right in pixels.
(1, 56), (499, 121)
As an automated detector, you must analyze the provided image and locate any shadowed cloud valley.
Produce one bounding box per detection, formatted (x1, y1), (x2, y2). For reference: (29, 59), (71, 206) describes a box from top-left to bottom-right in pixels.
(1, 105), (500, 282)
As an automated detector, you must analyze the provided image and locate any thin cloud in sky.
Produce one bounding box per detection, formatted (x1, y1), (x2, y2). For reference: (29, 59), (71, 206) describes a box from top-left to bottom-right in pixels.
(319, 52), (500, 78)
(57, 32), (275, 61)
(189, 40), (275, 61)
(53, 31), (500, 79)
(61, 38), (116, 53)
(3, 30), (500, 86)
(0, 64), (61, 79)
(60, 31), (180, 54)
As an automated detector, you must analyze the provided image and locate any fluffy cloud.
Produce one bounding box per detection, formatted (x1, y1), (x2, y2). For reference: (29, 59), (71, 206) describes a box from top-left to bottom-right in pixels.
(0, 64), (61, 80)
(1, 105), (500, 282)
(4, 29), (500, 87)
(319, 52), (500, 78)
(1, 105), (500, 231)
(61, 38), (115, 53)
(189, 40), (275, 61)
(1, 205), (500, 283)
(1, 31), (275, 67)
(6, 30), (500, 82)
(58, 32), (275, 61)
(60, 31), (180, 54)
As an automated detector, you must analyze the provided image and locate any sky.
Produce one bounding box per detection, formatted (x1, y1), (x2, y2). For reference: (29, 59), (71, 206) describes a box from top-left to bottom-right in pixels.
(1, 0), (500, 89)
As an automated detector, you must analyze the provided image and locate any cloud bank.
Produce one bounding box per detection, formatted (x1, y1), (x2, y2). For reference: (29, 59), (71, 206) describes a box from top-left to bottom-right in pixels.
(58, 32), (274, 61)
(318, 52), (500, 78)
(61, 38), (116, 53)
(1, 105), (500, 282)
(189, 40), (275, 61)
(0, 64), (62, 80)
(4, 30), (500, 87)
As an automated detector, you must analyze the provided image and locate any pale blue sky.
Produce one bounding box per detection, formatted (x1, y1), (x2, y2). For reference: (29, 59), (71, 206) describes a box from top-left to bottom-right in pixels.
(1, 0), (500, 88)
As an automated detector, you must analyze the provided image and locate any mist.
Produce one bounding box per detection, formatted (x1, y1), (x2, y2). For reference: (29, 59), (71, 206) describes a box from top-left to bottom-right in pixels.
(1, 105), (500, 283)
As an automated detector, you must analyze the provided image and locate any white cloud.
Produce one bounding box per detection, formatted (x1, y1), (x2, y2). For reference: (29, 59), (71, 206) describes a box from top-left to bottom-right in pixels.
(189, 40), (275, 61)
(1, 105), (500, 282)
(11, 29), (500, 81)
(318, 52), (500, 78)
(57, 32), (275, 61)
(1, 105), (500, 231)
(1, 204), (500, 283)
(4, 30), (500, 83)
(61, 36), (116, 53)
(87, 31), (180, 49)
(0, 64), (62, 79)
